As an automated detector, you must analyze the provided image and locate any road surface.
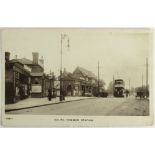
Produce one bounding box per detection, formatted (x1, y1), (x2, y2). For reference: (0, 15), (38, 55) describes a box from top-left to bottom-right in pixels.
(6, 97), (149, 116)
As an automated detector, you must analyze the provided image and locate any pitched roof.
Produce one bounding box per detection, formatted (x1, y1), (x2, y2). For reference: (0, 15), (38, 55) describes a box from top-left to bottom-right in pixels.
(9, 58), (33, 65)
(17, 58), (33, 65)
(74, 66), (96, 79)
(9, 59), (23, 65)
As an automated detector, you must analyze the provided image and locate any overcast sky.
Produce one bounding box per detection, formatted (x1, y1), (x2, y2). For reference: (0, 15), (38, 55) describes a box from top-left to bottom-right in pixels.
(2, 28), (152, 89)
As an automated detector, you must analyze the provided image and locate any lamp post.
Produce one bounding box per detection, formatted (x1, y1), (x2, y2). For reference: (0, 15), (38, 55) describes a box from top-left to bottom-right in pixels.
(60, 34), (70, 101)
(48, 70), (52, 101)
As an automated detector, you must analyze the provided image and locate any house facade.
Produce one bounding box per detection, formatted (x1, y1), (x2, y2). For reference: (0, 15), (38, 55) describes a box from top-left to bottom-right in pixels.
(62, 67), (98, 97)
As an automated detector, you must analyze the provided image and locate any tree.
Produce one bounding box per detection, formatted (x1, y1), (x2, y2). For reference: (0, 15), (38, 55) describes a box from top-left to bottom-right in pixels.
(99, 79), (105, 88)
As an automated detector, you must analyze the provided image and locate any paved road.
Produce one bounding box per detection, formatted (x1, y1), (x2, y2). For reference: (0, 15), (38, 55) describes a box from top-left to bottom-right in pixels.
(6, 97), (149, 116)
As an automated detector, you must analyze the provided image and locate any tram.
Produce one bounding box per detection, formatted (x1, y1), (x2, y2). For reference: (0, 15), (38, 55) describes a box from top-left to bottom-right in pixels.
(113, 79), (125, 97)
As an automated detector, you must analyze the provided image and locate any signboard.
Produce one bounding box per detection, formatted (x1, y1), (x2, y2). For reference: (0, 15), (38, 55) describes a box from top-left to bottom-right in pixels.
(32, 85), (41, 93)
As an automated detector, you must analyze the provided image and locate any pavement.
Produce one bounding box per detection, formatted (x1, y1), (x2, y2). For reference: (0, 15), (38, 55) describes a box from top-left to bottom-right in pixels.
(5, 96), (96, 112)
(6, 96), (149, 116)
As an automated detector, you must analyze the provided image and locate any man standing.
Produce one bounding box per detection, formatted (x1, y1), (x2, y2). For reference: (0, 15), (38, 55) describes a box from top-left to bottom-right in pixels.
(48, 87), (52, 101)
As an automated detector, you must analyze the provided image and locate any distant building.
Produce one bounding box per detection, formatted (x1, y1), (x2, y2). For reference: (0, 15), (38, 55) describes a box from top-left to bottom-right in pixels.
(72, 66), (98, 96)
(62, 67), (99, 97)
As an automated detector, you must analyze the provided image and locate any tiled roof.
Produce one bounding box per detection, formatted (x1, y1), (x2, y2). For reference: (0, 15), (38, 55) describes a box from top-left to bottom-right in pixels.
(74, 66), (96, 79)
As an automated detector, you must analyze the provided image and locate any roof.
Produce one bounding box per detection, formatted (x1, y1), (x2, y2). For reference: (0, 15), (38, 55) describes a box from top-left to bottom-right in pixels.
(10, 58), (33, 65)
(73, 66), (96, 79)
(6, 60), (30, 75)
(10, 58), (44, 70)
(9, 59), (23, 65)
(63, 72), (75, 79)
(17, 58), (33, 65)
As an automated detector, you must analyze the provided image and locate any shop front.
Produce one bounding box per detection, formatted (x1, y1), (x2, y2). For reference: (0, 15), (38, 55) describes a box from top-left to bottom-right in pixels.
(5, 61), (30, 104)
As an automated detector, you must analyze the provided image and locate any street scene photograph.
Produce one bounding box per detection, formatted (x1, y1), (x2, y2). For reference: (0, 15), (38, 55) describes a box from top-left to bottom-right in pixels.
(3, 28), (151, 116)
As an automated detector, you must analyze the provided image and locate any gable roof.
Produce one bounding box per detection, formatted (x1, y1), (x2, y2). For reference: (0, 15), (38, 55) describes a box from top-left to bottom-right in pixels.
(73, 66), (96, 79)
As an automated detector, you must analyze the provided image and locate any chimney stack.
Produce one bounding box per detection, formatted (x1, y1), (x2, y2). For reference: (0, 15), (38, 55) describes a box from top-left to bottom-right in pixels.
(5, 51), (10, 62)
(32, 52), (39, 64)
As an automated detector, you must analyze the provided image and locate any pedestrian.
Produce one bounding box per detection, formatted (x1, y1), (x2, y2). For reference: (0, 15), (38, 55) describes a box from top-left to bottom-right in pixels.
(48, 88), (52, 101)
(19, 85), (25, 100)
(125, 90), (129, 98)
(62, 89), (65, 100)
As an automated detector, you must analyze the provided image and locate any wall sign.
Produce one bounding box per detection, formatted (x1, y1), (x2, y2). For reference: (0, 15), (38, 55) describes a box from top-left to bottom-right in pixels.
(32, 85), (41, 93)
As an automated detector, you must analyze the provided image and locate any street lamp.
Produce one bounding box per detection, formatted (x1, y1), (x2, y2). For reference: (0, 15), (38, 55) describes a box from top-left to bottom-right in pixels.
(60, 34), (70, 101)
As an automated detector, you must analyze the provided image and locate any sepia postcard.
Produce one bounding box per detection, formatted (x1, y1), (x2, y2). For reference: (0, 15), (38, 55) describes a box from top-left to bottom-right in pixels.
(0, 28), (154, 127)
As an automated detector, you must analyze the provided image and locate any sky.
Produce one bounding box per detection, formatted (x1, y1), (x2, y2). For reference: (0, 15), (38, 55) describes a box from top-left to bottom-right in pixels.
(1, 28), (152, 89)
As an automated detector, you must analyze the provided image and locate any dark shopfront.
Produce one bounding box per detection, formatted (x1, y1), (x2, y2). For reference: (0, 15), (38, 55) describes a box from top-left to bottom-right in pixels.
(5, 61), (31, 104)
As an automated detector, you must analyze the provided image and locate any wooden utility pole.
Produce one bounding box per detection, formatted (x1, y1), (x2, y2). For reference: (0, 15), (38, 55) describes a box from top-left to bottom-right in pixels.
(142, 73), (143, 89)
(98, 61), (100, 96)
(113, 75), (115, 96)
(146, 57), (148, 97)
(60, 34), (63, 101)
(129, 78), (130, 95)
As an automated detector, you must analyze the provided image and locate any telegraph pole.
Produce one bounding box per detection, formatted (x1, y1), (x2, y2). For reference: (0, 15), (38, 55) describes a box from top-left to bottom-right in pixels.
(142, 73), (143, 89)
(98, 61), (100, 96)
(60, 34), (63, 101)
(113, 75), (115, 97)
(146, 57), (148, 97)
(129, 78), (130, 95)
